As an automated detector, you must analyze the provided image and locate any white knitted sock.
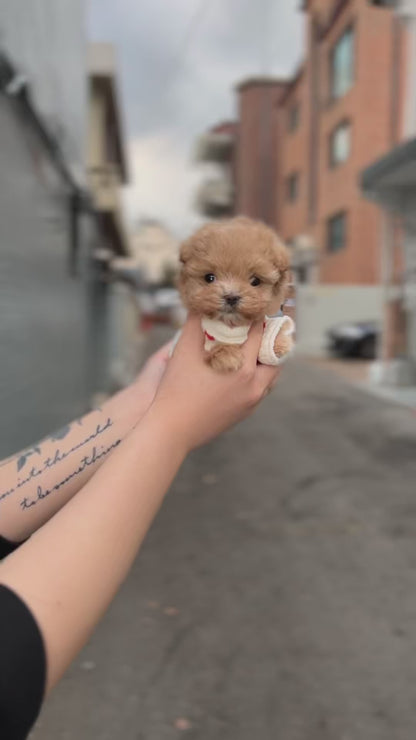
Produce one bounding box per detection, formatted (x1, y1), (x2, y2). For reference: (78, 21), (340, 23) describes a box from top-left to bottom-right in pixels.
(258, 316), (295, 366)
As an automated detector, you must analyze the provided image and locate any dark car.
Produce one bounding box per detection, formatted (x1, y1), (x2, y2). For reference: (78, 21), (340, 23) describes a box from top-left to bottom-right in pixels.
(327, 320), (379, 359)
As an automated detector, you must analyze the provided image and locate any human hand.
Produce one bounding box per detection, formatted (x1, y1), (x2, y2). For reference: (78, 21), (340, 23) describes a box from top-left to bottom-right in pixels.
(104, 340), (173, 432)
(131, 341), (172, 407)
(150, 316), (280, 452)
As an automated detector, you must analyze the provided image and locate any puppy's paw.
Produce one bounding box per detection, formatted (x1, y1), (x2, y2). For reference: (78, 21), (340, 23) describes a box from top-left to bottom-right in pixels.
(273, 333), (294, 359)
(207, 344), (243, 373)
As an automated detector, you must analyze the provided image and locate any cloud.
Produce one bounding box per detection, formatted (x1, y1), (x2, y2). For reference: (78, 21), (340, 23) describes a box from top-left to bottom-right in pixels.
(123, 134), (204, 237)
(88, 0), (304, 235)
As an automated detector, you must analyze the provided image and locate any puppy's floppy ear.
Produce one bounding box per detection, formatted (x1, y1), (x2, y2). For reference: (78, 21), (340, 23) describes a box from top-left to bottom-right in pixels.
(273, 268), (290, 307)
(179, 237), (193, 265)
(180, 222), (215, 263)
(269, 237), (291, 313)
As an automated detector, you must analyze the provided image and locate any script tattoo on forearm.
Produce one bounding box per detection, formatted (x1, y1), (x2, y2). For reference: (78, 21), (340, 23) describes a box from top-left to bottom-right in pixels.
(20, 440), (121, 510)
(0, 418), (113, 505)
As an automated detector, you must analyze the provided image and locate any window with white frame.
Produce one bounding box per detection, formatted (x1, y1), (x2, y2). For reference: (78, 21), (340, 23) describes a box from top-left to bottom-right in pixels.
(330, 27), (354, 100)
(329, 121), (351, 167)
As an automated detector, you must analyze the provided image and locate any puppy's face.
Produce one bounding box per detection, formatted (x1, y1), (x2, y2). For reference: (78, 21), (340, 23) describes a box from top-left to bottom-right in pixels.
(179, 217), (290, 326)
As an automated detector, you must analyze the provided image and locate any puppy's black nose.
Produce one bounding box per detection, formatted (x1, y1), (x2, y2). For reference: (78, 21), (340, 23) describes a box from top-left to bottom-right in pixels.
(224, 294), (240, 307)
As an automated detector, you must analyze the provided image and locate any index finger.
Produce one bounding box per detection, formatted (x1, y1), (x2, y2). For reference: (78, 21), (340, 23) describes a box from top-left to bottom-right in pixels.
(172, 315), (204, 357)
(241, 321), (264, 365)
(254, 362), (281, 390)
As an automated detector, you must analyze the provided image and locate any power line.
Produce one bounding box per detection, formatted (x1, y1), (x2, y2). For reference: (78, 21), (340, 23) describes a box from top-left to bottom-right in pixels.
(259, 0), (277, 75)
(168, 0), (213, 84)
(144, 0), (212, 126)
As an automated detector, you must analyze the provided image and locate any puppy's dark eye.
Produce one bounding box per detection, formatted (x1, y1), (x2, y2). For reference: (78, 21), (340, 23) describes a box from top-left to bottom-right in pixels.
(250, 276), (261, 287)
(204, 273), (216, 283)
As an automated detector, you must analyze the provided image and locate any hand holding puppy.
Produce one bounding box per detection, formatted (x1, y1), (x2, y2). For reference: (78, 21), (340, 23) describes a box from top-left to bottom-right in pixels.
(151, 316), (280, 452)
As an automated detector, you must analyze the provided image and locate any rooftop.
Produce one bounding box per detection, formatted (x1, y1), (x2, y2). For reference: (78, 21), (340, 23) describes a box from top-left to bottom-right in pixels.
(88, 43), (116, 76)
(209, 120), (237, 136)
(235, 76), (289, 92)
(278, 64), (305, 105)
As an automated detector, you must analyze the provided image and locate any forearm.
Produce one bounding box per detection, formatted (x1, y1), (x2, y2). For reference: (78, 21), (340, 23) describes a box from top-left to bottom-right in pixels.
(0, 381), (151, 543)
(0, 318), (278, 706)
(0, 404), (185, 692)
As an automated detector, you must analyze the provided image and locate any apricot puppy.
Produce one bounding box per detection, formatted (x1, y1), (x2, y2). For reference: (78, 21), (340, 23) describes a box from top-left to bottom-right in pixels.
(178, 217), (295, 372)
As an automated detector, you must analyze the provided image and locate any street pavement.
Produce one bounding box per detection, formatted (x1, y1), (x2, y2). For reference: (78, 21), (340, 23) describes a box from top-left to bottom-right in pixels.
(32, 345), (416, 740)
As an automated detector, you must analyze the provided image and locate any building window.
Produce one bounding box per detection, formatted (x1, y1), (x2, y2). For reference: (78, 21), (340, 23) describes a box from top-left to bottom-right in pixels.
(329, 121), (351, 167)
(288, 102), (300, 132)
(327, 212), (347, 253)
(330, 27), (354, 100)
(286, 173), (299, 203)
(296, 264), (310, 285)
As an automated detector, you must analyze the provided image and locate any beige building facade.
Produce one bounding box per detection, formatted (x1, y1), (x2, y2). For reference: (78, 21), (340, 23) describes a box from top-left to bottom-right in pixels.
(131, 219), (179, 285)
(87, 43), (130, 257)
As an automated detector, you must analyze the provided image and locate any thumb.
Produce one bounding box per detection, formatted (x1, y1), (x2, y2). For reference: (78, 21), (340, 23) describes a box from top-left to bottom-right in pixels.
(140, 341), (172, 386)
(152, 340), (174, 364)
(242, 321), (264, 365)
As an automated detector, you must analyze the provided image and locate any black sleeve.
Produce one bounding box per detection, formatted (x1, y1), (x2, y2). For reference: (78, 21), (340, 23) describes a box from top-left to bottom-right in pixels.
(0, 585), (46, 740)
(0, 536), (26, 560)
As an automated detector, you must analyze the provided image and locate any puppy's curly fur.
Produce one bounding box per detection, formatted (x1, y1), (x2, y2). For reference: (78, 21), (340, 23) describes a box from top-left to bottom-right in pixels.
(179, 217), (293, 372)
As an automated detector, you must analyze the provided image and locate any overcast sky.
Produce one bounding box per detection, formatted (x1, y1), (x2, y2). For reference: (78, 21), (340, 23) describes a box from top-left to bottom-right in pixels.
(88, 0), (304, 238)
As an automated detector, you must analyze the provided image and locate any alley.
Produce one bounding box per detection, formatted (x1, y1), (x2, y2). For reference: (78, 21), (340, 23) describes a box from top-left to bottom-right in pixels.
(32, 351), (416, 740)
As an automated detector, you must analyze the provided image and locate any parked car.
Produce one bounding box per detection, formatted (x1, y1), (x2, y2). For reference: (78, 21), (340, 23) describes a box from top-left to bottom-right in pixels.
(327, 321), (379, 359)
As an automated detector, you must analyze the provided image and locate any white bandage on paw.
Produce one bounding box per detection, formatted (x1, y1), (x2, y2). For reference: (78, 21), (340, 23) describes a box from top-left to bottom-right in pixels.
(258, 315), (295, 366)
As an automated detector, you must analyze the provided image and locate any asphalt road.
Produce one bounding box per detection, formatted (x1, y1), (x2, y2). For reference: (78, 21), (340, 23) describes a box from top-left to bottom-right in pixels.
(32, 352), (416, 740)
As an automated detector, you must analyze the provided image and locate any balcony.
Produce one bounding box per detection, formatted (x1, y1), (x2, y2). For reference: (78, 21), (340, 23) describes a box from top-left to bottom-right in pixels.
(88, 163), (121, 212)
(195, 130), (235, 164)
(290, 234), (317, 268)
(195, 177), (234, 218)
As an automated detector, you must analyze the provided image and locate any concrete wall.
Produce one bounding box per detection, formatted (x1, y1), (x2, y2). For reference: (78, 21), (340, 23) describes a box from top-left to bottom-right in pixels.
(107, 283), (142, 389)
(296, 284), (383, 354)
(0, 97), (93, 457)
(88, 84), (106, 167)
(0, 0), (87, 173)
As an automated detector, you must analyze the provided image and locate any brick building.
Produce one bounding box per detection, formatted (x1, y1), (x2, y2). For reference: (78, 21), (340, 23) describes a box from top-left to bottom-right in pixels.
(280, 0), (407, 283)
(196, 0), (408, 353)
(361, 0), (416, 386)
(234, 78), (287, 226)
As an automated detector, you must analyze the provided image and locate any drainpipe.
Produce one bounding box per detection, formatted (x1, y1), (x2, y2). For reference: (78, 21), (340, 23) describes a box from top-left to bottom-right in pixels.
(372, 1), (416, 135)
(394, 1), (416, 137)
(394, 1), (416, 381)
(379, 210), (394, 365)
